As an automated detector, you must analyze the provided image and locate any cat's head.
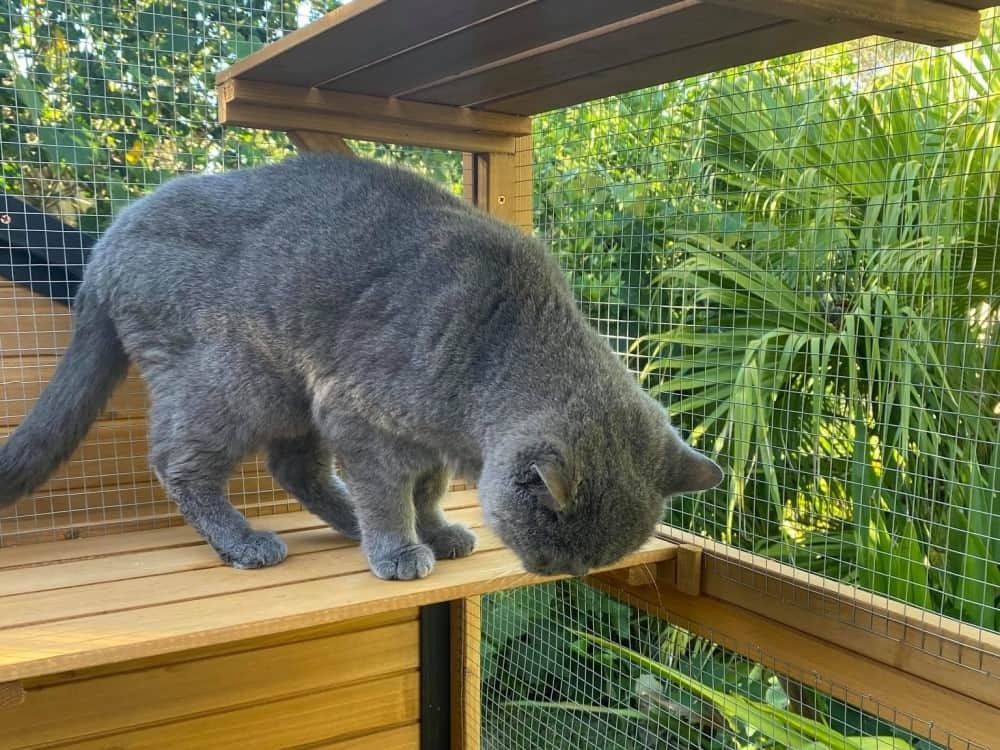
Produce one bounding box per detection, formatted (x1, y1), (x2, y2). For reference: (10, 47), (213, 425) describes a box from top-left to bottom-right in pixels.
(479, 393), (722, 577)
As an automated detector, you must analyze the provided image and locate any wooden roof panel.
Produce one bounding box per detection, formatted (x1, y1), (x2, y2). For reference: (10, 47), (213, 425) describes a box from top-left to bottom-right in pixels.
(321, 0), (685, 98)
(399, 3), (779, 109)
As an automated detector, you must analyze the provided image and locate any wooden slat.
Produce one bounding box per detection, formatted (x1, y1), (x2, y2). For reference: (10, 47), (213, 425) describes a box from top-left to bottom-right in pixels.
(657, 527), (1000, 716)
(63, 672), (420, 750)
(4, 621), (419, 748)
(0, 534), (676, 681)
(220, 99), (516, 154)
(0, 492), (478, 570)
(222, 79), (529, 136)
(23, 609), (418, 689)
(0, 507), (491, 613)
(311, 724), (420, 750)
(325, 0), (681, 98)
(400, 2), (770, 107)
(482, 19), (845, 114)
(588, 576), (999, 750)
(215, 0), (521, 87)
(704, 0), (981, 46)
(0, 360), (147, 426)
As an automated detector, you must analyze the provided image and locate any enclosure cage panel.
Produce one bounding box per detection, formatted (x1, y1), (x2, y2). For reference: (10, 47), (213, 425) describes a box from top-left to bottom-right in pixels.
(476, 580), (988, 750)
(527, 11), (1000, 700)
(0, 0), (464, 546)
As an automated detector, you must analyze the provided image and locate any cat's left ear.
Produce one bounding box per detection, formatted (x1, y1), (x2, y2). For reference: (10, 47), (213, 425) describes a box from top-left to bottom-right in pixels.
(662, 445), (724, 496)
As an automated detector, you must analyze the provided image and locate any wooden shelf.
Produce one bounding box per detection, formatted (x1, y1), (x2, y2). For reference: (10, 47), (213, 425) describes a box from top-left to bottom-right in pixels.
(0, 490), (677, 683)
(216, 0), (994, 150)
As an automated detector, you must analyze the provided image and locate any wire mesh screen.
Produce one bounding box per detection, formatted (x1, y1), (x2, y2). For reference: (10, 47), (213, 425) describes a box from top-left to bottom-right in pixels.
(0, 0), (461, 545)
(477, 579), (984, 750)
(521, 7), (1000, 723)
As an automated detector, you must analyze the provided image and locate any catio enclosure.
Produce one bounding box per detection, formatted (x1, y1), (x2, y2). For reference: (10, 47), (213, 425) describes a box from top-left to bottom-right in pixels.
(2, 1), (1000, 749)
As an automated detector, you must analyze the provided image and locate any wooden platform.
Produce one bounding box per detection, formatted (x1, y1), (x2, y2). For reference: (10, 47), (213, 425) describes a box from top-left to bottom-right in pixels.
(0, 489), (677, 684)
(217, 0), (994, 152)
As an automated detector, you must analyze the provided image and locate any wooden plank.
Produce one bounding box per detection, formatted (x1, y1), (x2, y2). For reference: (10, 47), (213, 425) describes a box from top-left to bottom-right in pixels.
(0, 492), (478, 569)
(451, 596), (482, 750)
(23, 609), (418, 688)
(311, 724), (420, 750)
(4, 621), (419, 748)
(401, 2), (768, 107)
(703, 0), (981, 46)
(0, 538), (676, 681)
(483, 19), (845, 115)
(657, 527), (1000, 715)
(288, 130), (356, 154)
(220, 99), (516, 154)
(0, 361), (147, 426)
(0, 506), (490, 610)
(63, 672), (420, 750)
(222, 79), (529, 136)
(215, 0), (520, 87)
(587, 577), (998, 750)
(326, 0), (681, 98)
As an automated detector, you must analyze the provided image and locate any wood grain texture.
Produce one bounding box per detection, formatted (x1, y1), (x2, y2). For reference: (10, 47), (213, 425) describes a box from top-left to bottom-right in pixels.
(61, 672), (420, 750)
(220, 99), (516, 153)
(3, 622), (419, 748)
(656, 527), (1000, 717)
(310, 724), (420, 750)
(0, 498), (676, 682)
(222, 79), (529, 136)
(587, 576), (999, 750)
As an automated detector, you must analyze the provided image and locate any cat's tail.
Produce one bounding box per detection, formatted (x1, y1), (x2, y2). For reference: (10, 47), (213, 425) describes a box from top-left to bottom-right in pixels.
(0, 286), (129, 507)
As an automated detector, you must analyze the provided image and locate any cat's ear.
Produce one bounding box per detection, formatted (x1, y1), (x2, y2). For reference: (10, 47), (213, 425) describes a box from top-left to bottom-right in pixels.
(529, 460), (575, 513)
(662, 446), (724, 495)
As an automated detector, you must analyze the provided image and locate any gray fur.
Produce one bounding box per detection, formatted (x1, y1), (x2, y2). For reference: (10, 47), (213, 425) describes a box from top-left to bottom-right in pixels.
(0, 154), (722, 578)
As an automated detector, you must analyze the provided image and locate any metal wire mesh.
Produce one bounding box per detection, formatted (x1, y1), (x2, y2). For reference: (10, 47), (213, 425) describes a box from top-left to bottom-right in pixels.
(0, 0), (461, 545)
(518, 9), (1000, 729)
(478, 579), (984, 750)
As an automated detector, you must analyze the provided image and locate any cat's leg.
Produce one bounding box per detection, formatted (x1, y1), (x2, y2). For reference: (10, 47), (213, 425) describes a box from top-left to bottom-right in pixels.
(413, 467), (477, 560)
(326, 421), (442, 580)
(149, 404), (287, 569)
(267, 432), (360, 539)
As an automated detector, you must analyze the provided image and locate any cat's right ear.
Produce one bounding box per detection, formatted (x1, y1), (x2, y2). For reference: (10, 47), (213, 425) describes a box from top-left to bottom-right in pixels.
(662, 446), (724, 496)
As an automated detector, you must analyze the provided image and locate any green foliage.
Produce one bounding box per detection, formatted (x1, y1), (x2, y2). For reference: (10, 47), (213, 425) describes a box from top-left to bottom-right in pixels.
(535, 17), (1000, 631)
(0, 0), (461, 236)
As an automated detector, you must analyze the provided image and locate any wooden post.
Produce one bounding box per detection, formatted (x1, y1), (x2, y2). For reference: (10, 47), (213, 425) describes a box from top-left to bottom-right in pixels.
(451, 131), (532, 750)
(287, 130), (355, 155)
(451, 596), (482, 750)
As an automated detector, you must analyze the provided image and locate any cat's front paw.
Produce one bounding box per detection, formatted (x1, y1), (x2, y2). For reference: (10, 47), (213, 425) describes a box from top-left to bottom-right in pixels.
(424, 523), (477, 560)
(219, 529), (288, 569)
(368, 543), (435, 580)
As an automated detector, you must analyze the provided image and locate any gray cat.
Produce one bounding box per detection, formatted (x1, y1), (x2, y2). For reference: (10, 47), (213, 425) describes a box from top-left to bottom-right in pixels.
(0, 154), (722, 579)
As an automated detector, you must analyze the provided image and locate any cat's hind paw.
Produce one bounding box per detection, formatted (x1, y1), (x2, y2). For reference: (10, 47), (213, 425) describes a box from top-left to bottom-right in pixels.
(368, 543), (436, 580)
(424, 523), (477, 560)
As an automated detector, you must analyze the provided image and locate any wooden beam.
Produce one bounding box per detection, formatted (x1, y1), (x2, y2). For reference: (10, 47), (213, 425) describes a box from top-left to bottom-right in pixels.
(287, 131), (355, 155)
(587, 576), (1000, 750)
(657, 527), (1000, 714)
(0, 681), (24, 708)
(701, 0), (981, 46)
(219, 99), (517, 154)
(219, 79), (530, 136)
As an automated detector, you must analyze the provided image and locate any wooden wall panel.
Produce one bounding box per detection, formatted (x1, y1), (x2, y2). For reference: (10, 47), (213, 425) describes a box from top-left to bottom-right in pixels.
(3, 611), (420, 749)
(0, 281), (292, 546)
